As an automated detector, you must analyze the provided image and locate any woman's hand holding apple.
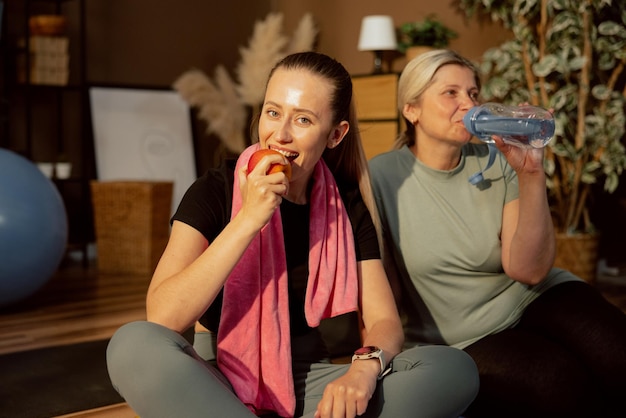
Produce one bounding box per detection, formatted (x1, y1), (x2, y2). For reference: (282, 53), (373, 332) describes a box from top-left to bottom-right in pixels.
(236, 149), (292, 231)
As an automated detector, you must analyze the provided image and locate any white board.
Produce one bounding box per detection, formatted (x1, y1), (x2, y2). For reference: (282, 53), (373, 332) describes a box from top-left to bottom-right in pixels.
(90, 87), (196, 216)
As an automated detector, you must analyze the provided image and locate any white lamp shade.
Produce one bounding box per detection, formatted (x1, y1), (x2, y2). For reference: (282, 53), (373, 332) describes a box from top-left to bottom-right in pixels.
(358, 15), (397, 51)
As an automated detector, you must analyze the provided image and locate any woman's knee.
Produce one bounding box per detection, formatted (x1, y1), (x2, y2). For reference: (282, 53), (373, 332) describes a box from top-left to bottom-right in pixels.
(398, 345), (477, 373)
(106, 321), (185, 388)
(395, 345), (480, 395)
(108, 321), (157, 362)
(107, 322), (148, 382)
(377, 346), (478, 417)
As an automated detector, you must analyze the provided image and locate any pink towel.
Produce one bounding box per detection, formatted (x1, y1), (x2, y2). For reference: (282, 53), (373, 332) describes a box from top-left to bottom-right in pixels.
(217, 144), (358, 417)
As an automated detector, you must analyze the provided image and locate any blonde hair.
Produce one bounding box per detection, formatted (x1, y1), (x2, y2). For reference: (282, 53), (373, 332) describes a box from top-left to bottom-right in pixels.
(394, 49), (481, 149)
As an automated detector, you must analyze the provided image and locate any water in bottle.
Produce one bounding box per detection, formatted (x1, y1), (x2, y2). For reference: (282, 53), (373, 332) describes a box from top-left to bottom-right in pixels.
(463, 103), (555, 148)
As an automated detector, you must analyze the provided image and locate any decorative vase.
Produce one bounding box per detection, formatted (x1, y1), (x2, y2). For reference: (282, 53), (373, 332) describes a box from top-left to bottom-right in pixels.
(553, 232), (600, 284)
(55, 162), (72, 179)
(36, 162), (54, 178)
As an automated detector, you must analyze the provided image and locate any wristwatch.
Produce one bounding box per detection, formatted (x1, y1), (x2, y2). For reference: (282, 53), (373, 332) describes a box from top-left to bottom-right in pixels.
(351, 346), (391, 379)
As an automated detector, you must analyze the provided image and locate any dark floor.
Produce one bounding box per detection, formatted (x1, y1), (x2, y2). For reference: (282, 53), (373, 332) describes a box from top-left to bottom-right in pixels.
(595, 260), (626, 313)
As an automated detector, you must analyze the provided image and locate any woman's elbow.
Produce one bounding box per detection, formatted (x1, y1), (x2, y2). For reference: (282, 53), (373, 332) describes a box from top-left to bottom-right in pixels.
(146, 304), (190, 333)
(506, 265), (551, 285)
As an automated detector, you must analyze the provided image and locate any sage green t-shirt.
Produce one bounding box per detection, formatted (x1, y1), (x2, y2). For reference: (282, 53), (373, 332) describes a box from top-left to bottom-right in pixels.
(369, 144), (578, 349)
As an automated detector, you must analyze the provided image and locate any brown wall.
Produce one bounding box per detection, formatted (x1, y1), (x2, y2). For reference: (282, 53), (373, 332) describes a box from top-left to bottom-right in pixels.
(85, 0), (510, 86)
(276, 0), (510, 75)
(85, 0), (273, 86)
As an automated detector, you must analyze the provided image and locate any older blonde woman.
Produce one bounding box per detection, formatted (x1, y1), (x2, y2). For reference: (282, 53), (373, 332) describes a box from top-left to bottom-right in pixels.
(370, 48), (626, 418)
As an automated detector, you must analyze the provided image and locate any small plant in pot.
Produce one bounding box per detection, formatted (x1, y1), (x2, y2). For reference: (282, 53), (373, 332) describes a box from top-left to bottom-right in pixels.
(457, 0), (626, 282)
(397, 15), (458, 60)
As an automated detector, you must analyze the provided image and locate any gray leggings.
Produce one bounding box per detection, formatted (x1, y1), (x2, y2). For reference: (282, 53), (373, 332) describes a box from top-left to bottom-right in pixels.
(107, 321), (478, 418)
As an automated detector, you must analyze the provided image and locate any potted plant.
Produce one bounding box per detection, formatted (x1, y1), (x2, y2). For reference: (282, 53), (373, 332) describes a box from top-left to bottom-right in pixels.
(457, 0), (626, 282)
(397, 15), (458, 61)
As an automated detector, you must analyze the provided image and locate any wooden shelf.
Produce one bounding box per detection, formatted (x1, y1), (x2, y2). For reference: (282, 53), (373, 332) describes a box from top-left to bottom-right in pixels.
(2, 0), (94, 263)
(352, 73), (400, 160)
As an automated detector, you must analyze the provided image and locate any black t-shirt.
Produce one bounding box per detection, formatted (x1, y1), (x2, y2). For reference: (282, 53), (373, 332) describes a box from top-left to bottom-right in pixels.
(172, 159), (380, 359)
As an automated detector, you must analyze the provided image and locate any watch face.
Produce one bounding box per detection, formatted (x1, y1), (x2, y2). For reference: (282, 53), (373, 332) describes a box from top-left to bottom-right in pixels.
(354, 346), (378, 356)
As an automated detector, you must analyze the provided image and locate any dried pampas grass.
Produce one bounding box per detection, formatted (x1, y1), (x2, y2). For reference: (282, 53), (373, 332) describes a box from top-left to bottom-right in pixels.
(173, 12), (318, 154)
(173, 67), (246, 154)
(286, 13), (317, 54)
(237, 13), (288, 107)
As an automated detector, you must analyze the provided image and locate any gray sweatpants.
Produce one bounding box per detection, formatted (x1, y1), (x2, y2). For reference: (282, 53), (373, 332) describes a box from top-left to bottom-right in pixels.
(107, 321), (478, 418)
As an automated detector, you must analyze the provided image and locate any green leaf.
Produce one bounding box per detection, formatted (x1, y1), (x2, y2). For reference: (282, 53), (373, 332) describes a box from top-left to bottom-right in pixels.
(598, 21), (624, 37)
(568, 56), (586, 71)
(591, 84), (612, 100)
(544, 158), (555, 176)
(550, 11), (580, 35)
(532, 55), (559, 76)
(605, 172), (619, 193)
(515, 0), (539, 16)
(581, 172), (597, 184)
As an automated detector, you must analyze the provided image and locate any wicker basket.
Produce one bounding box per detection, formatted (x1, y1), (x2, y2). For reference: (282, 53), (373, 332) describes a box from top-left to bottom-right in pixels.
(90, 181), (173, 275)
(554, 232), (600, 284)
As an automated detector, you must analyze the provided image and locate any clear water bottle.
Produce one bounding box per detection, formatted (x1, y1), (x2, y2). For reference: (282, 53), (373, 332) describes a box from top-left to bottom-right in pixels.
(463, 103), (555, 148)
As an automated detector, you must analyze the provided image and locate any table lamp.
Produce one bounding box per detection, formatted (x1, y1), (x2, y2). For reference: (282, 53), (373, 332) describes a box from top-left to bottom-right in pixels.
(357, 15), (397, 74)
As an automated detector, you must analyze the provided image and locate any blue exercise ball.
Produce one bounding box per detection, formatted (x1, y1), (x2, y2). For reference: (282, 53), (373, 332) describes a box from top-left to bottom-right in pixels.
(0, 149), (68, 307)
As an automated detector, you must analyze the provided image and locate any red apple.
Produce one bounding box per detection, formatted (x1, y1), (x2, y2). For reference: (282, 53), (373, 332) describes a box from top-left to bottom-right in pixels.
(247, 149), (292, 180)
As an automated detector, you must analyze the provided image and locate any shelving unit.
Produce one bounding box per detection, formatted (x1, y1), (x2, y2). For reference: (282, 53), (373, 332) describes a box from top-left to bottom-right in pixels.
(1, 0), (93, 265)
(1, 1), (11, 146)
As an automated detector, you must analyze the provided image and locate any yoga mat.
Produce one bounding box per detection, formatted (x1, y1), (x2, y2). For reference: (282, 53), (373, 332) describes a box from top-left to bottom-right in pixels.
(0, 339), (123, 418)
